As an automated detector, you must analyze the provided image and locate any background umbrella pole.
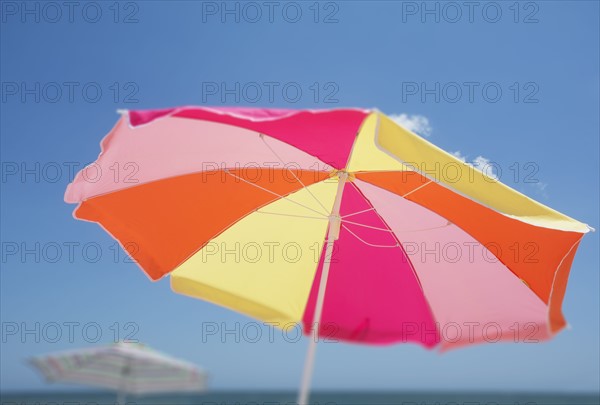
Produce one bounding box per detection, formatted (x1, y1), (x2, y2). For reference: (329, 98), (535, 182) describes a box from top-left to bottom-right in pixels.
(116, 390), (126, 404)
(117, 356), (131, 405)
(297, 172), (347, 405)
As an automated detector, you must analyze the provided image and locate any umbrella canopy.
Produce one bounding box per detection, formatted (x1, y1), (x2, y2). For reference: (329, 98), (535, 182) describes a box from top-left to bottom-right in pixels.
(30, 341), (207, 398)
(65, 106), (591, 403)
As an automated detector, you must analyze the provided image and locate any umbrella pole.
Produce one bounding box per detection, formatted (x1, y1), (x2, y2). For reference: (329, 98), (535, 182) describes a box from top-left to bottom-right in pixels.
(297, 171), (348, 405)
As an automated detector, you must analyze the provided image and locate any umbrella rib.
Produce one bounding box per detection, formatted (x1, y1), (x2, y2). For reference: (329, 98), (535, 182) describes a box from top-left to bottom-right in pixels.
(260, 134), (331, 216)
(341, 207), (376, 218)
(402, 179), (433, 197)
(341, 224), (399, 248)
(256, 211), (328, 220)
(224, 169), (328, 218)
(342, 219), (394, 232)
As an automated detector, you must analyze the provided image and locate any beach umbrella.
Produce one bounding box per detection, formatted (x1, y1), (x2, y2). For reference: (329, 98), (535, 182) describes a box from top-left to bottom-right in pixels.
(30, 341), (207, 403)
(65, 107), (592, 404)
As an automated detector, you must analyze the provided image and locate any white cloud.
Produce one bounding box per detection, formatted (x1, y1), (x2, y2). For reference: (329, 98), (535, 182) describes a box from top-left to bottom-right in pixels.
(450, 154), (549, 194)
(472, 156), (499, 180)
(531, 181), (548, 198)
(450, 152), (498, 180)
(389, 114), (432, 137)
(472, 155), (490, 171)
(451, 151), (466, 162)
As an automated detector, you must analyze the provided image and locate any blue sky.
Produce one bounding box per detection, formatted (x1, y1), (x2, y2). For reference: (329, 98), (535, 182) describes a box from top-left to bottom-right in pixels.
(1, 0), (598, 393)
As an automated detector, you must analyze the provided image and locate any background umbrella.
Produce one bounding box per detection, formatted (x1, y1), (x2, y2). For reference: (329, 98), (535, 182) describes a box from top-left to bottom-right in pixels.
(30, 341), (207, 404)
(65, 106), (592, 404)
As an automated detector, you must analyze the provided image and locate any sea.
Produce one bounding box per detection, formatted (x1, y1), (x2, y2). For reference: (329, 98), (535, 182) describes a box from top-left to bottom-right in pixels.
(1, 391), (598, 405)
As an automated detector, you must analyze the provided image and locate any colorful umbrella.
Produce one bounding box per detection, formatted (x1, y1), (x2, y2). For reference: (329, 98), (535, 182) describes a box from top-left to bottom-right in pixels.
(65, 107), (591, 404)
(30, 341), (207, 403)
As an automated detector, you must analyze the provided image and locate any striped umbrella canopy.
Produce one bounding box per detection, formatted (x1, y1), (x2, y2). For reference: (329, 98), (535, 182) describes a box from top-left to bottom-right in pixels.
(65, 106), (591, 404)
(30, 341), (207, 403)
